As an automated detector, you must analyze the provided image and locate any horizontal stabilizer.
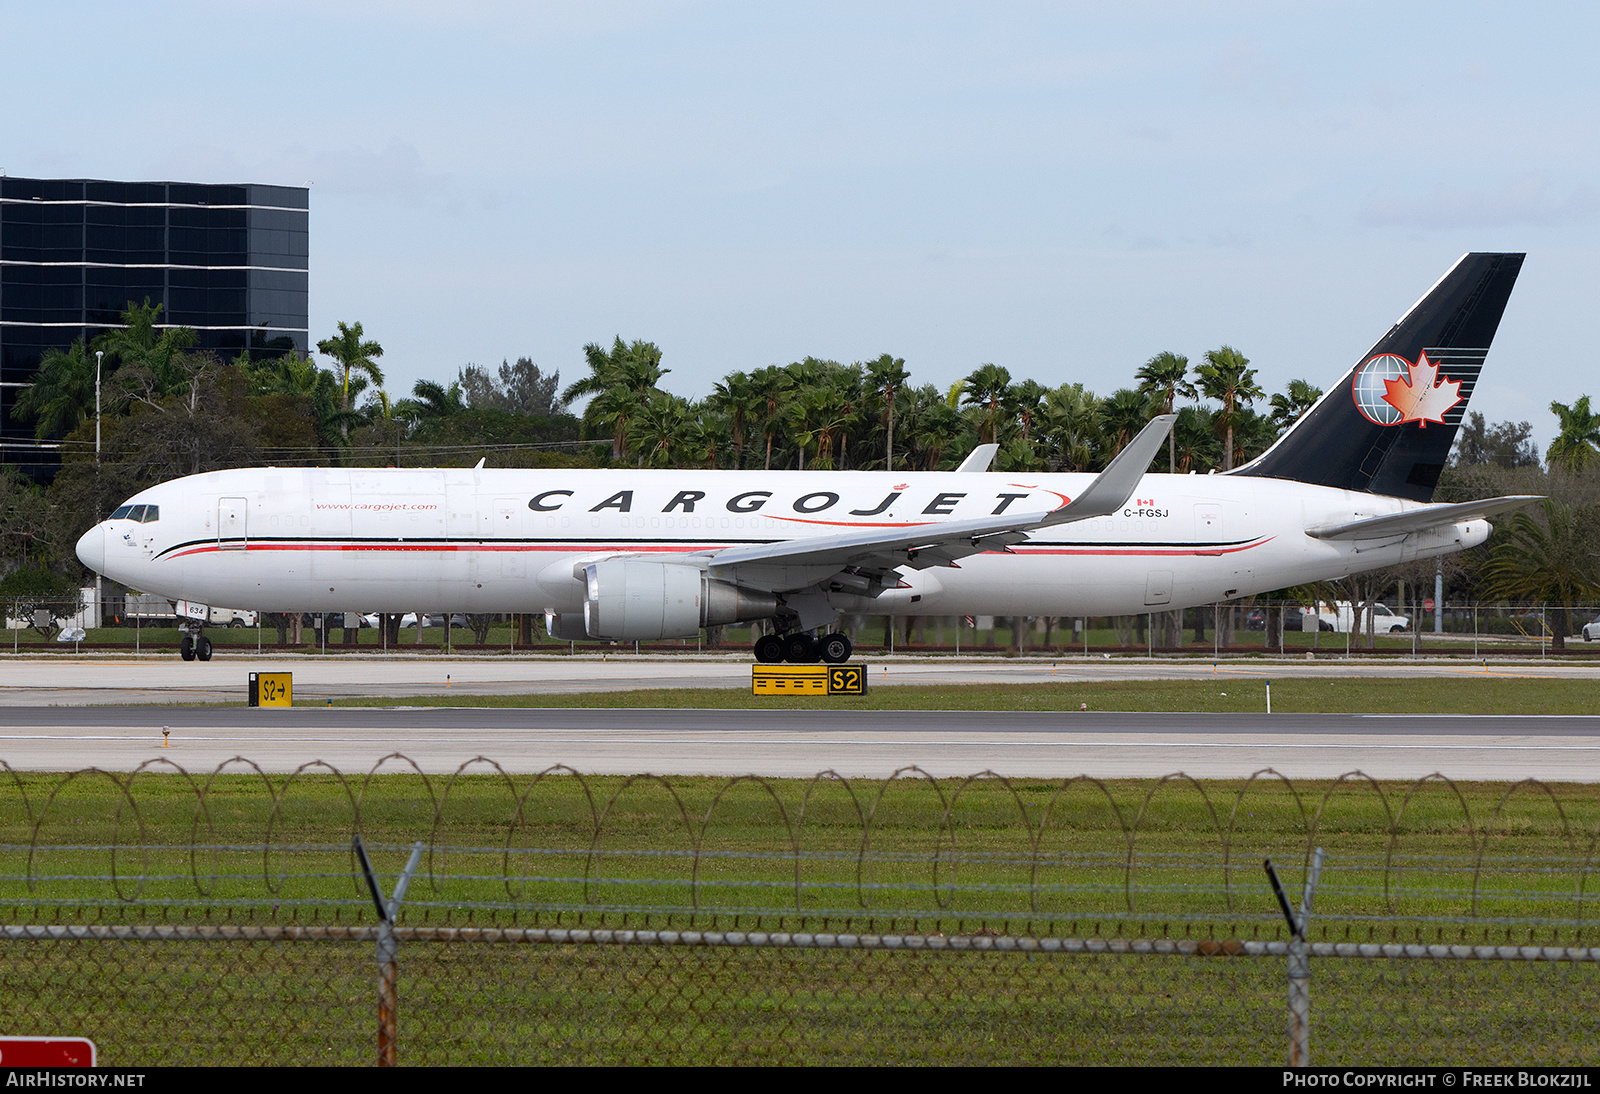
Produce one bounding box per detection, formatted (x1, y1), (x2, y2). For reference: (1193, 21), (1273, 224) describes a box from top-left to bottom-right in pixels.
(1306, 495), (1542, 540)
(954, 444), (999, 473)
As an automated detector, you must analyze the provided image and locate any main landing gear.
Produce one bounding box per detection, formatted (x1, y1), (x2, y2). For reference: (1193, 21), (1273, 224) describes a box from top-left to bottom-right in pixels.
(178, 622), (213, 662)
(754, 632), (853, 664)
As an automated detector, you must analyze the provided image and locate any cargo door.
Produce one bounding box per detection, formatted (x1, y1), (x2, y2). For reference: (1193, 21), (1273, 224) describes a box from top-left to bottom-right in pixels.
(218, 497), (248, 550)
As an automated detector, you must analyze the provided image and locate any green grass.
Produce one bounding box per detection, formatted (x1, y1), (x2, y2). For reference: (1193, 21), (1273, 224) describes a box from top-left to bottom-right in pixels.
(5, 770), (1599, 933)
(321, 675), (1600, 715)
(5, 771), (1597, 1065)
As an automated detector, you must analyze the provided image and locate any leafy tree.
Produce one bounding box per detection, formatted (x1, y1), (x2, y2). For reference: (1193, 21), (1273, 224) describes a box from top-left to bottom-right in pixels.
(1196, 345), (1263, 471)
(1451, 412), (1540, 469)
(248, 351), (360, 455)
(1479, 499), (1600, 651)
(0, 566), (81, 636)
(458, 357), (564, 416)
(0, 467), (51, 571)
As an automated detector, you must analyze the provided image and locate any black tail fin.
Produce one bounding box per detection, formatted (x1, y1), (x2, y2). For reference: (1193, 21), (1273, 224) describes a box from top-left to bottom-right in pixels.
(1235, 252), (1524, 501)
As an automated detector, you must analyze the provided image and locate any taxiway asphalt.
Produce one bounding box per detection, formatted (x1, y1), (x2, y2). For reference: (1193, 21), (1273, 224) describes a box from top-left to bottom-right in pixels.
(3, 704), (1599, 782)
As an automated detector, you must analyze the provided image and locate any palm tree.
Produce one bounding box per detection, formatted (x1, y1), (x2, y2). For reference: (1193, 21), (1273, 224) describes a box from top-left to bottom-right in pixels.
(1479, 500), (1600, 651)
(562, 338), (668, 460)
(1040, 383), (1102, 471)
(706, 371), (756, 468)
(865, 353), (911, 470)
(1548, 396), (1600, 472)
(1136, 351), (1193, 472)
(1196, 345), (1264, 471)
(1269, 379), (1323, 434)
(627, 390), (694, 468)
(10, 339), (97, 439)
(902, 384), (966, 470)
(961, 363), (1014, 445)
(1172, 406), (1221, 473)
(1100, 388), (1153, 459)
(249, 351), (362, 452)
(402, 378), (467, 421)
(93, 299), (197, 396)
(316, 321), (385, 431)
(747, 365), (792, 470)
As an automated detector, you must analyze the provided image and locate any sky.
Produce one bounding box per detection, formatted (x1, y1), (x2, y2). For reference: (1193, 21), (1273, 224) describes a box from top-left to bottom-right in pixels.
(4, 1), (1595, 449)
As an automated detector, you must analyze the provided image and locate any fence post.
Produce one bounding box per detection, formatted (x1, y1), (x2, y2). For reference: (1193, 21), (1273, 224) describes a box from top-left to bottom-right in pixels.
(1266, 847), (1323, 1066)
(355, 836), (426, 1068)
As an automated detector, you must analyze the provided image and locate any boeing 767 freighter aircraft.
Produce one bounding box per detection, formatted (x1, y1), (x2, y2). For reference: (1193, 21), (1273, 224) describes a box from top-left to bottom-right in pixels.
(76, 253), (1538, 663)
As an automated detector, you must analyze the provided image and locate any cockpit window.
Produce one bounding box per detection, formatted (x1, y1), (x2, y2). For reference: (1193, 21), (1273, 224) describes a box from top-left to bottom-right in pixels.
(141, 505), (158, 523)
(111, 505), (133, 520)
(126, 505), (147, 522)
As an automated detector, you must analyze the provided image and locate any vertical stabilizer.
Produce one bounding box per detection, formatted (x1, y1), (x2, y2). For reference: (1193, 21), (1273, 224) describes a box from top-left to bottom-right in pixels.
(1235, 252), (1524, 501)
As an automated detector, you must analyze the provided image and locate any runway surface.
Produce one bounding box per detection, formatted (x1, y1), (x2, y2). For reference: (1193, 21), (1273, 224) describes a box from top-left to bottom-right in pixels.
(3, 654), (1594, 780)
(2, 652), (1595, 705)
(5, 705), (1600, 782)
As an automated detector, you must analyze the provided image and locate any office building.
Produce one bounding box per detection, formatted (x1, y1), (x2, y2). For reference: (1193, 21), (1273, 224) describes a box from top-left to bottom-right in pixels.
(0, 176), (308, 469)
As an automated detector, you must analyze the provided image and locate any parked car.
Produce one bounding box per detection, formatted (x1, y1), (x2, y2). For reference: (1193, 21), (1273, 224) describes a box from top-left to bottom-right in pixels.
(1582, 619), (1600, 642)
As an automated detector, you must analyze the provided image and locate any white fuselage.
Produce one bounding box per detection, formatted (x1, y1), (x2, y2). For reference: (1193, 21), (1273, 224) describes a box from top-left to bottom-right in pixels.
(76, 465), (1488, 623)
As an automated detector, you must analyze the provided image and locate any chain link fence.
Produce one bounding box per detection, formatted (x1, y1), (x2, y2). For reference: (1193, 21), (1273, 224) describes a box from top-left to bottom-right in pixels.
(8, 595), (1600, 657)
(5, 760), (1600, 1064)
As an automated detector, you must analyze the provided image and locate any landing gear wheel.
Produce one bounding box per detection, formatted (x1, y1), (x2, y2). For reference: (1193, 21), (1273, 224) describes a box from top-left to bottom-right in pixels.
(196, 636), (213, 662)
(784, 633), (820, 663)
(819, 633), (853, 663)
(754, 634), (786, 663)
(179, 636), (195, 661)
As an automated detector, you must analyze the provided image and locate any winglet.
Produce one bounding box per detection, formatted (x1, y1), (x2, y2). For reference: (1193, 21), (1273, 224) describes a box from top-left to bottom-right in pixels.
(954, 444), (1000, 473)
(1035, 414), (1175, 528)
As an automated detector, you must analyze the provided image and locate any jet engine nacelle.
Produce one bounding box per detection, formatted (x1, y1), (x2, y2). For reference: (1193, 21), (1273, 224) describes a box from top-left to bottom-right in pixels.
(581, 560), (777, 640)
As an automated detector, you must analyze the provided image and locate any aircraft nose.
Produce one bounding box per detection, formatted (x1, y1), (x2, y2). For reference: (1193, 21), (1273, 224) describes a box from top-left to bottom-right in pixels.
(76, 524), (106, 575)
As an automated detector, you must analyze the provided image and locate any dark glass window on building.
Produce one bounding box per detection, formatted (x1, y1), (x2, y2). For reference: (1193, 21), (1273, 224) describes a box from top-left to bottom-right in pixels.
(0, 176), (308, 469)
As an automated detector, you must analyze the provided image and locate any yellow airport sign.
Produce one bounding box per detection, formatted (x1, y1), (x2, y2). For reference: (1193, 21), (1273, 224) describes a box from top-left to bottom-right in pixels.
(249, 672), (292, 707)
(752, 664), (867, 696)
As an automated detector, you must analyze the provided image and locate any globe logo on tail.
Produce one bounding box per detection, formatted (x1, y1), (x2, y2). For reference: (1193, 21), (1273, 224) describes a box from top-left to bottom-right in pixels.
(1351, 351), (1463, 428)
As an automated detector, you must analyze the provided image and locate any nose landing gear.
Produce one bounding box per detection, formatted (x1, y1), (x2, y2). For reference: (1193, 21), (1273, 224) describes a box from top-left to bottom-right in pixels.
(179, 623), (213, 662)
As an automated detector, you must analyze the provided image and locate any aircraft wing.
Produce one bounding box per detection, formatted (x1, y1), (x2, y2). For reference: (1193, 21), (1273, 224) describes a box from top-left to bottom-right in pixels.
(704, 415), (1175, 591)
(1305, 495), (1542, 540)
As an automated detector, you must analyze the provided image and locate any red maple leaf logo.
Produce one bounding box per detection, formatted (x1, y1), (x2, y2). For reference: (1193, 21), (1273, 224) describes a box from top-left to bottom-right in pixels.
(1381, 351), (1462, 428)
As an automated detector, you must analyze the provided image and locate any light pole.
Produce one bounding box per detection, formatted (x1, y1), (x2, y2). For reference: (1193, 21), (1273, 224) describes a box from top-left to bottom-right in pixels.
(94, 350), (103, 462)
(93, 350), (104, 631)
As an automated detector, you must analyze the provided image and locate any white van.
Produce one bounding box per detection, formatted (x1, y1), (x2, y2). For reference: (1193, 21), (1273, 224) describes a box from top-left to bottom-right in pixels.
(1300, 601), (1410, 634)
